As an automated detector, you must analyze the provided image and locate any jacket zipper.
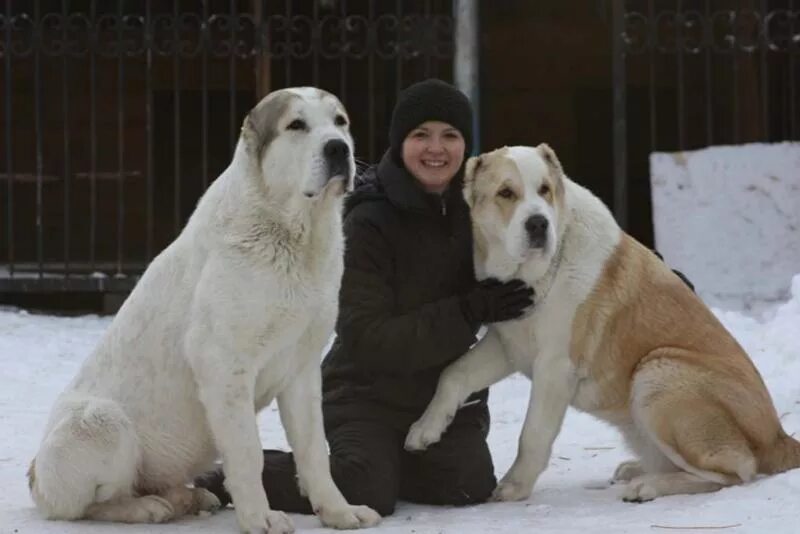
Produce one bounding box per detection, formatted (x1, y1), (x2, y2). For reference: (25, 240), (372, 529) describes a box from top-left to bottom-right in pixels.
(441, 196), (447, 216)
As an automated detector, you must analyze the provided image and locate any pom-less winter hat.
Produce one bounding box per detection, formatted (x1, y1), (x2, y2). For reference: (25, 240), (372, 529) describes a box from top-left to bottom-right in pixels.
(388, 78), (473, 165)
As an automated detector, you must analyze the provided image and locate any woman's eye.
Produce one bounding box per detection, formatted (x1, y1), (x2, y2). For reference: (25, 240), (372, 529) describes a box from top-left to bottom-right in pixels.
(287, 119), (307, 131)
(497, 188), (515, 199)
(539, 184), (551, 196)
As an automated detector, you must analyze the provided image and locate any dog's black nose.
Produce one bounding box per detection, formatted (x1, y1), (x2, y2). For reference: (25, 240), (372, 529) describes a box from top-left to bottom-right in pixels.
(324, 139), (350, 181)
(525, 214), (549, 247)
(324, 139), (350, 162)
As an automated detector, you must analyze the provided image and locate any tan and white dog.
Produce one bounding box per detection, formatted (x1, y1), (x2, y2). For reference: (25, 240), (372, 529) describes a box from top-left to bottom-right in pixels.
(405, 144), (800, 503)
(28, 88), (380, 533)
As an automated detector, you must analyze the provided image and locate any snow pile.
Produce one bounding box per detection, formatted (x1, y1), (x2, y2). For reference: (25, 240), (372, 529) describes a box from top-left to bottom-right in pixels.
(650, 142), (800, 313)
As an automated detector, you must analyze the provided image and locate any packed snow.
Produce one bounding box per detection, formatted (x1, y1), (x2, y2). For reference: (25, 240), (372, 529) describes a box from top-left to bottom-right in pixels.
(1, 275), (799, 533)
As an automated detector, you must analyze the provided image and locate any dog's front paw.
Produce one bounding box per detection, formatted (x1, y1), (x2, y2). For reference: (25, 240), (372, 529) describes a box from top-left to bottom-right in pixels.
(490, 477), (533, 502)
(191, 487), (222, 514)
(404, 415), (448, 452)
(621, 478), (658, 503)
(316, 504), (382, 530)
(135, 495), (176, 523)
(238, 509), (295, 534)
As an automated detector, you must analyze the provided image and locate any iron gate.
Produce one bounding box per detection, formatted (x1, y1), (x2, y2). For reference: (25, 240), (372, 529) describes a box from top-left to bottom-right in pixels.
(612, 0), (799, 235)
(0, 0), (454, 293)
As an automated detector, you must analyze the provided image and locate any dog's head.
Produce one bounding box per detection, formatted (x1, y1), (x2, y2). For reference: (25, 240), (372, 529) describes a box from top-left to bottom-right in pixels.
(241, 87), (355, 198)
(463, 144), (566, 279)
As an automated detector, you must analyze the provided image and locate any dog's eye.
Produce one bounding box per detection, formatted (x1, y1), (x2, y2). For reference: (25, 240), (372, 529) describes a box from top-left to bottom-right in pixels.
(287, 119), (307, 131)
(334, 114), (348, 127)
(497, 187), (515, 200)
(539, 184), (551, 196)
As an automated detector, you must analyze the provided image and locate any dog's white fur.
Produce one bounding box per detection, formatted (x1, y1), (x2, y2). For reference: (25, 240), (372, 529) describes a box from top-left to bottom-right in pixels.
(28, 87), (381, 533)
(405, 145), (800, 503)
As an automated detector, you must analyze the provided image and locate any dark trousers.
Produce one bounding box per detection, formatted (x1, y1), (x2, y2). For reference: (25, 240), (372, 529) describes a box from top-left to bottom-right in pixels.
(196, 405), (496, 516)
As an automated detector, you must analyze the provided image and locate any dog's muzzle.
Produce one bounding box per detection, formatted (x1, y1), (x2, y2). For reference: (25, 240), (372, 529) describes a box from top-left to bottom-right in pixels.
(524, 214), (549, 249)
(324, 139), (351, 185)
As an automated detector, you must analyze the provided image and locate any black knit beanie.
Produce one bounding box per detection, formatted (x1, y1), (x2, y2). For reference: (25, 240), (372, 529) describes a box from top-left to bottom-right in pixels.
(389, 78), (474, 166)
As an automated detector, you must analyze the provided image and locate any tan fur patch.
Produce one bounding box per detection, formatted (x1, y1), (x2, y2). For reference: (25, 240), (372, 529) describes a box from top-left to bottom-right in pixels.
(536, 143), (565, 208)
(467, 147), (526, 228)
(570, 234), (785, 474)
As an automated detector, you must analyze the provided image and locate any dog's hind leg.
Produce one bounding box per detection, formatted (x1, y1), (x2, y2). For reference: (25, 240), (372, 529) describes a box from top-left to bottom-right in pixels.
(624, 358), (754, 502)
(29, 394), (144, 521)
(84, 495), (175, 523)
(158, 485), (222, 516)
(621, 472), (724, 502)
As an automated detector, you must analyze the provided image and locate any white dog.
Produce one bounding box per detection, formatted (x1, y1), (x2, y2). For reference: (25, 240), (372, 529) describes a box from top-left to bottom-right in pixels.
(28, 87), (381, 533)
(405, 145), (800, 503)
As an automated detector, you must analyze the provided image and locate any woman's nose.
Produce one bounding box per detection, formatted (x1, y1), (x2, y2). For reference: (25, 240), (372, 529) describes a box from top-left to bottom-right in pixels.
(425, 137), (444, 152)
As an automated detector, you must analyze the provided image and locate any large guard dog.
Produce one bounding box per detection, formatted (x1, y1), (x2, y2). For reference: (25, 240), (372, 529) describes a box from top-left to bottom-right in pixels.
(28, 88), (381, 533)
(405, 145), (800, 503)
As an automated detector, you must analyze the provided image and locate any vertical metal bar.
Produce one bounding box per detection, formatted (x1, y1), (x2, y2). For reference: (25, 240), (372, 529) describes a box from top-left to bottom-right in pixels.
(424, 0), (431, 77)
(4, 0), (14, 276)
(202, 0), (209, 190)
(285, 0), (292, 85)
(612, 0), (628, 230)
(704, 0), (713, 146)
(62, 0), (71, 276)
(312, 0), (319, 87)
(340, 0), (347, 112)
(648, 0), (657, 152)
(733, 2), (740, 144)
(454, 0), (480, 154)
(677, 0), (685, 150)
(146, 0), (154, 260)
(759, 0), (768, 140)
(395, 0), (403, 96)
(792, 0), (798, 139)
(368, 0), (375, 161)
(89, 0), (97, 270)
(34, 0), (44, 277)
(174, 0), (181, 236)
(117, 0), (125, 275)
(229, 0), (237, 153)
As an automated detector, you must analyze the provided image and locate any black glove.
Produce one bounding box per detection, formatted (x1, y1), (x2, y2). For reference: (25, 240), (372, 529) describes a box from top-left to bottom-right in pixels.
(462, 278), (535, 325)
(652, 249), (695, 292)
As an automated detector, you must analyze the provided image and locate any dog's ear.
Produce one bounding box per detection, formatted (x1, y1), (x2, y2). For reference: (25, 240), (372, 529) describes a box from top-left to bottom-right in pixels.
(463, 155), (483, 208)
(536, 143), (564, 177)
(241, 90), (297, 160)
(241, 113), (262, 157)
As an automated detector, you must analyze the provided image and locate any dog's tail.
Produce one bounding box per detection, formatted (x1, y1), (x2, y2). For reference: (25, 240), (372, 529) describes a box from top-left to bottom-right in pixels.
(759, 430), (800, 475)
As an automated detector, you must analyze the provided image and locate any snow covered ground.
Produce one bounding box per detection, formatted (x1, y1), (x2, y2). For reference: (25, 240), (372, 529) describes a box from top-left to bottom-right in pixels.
(1, 275), (799, 534)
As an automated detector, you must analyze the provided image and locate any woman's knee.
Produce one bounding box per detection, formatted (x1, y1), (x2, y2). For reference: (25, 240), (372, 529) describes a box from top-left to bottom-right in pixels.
(331, 455), (399, 516)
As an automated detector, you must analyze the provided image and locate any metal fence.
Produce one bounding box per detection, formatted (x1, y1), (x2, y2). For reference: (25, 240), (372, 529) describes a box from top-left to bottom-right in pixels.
(612, 0), (799, 232)
(0, 0), (454, 293)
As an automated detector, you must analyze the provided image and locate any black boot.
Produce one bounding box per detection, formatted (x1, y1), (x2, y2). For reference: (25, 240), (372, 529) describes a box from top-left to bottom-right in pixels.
(194, 467), (232, 508)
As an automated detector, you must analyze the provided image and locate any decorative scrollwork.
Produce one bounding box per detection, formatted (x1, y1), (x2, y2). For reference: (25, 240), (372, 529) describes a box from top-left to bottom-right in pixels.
(343, 15), (371, 59)
(0, 10), (454, 61)
(622, 11), (649, 55)
(620, 7), (800, 55)
(9, 13), (35, 57)
(764, 9), (800, 52)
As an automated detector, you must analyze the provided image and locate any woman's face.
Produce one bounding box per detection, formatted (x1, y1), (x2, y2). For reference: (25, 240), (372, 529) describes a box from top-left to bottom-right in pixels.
(401, 121), (466, 194)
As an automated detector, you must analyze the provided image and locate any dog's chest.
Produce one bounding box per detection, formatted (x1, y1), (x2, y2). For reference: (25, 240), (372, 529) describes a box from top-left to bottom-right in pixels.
(494, 272), (591, 373)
